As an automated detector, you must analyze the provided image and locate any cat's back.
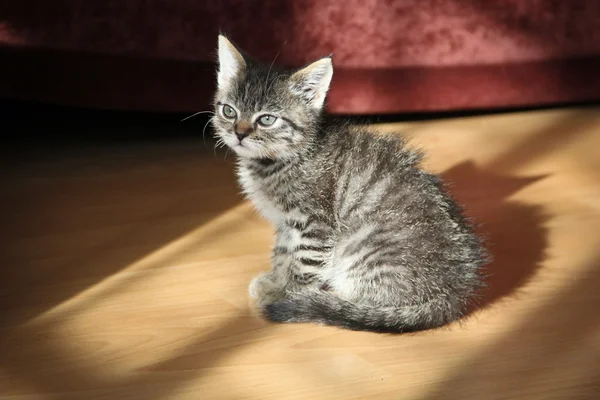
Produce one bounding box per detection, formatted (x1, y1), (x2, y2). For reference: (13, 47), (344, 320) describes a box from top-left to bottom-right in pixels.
(323, 120), (460, 227)
(321, 120), (423, 182)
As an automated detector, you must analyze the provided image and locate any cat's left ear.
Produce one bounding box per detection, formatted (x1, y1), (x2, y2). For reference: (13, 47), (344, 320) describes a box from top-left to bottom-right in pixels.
(289, 56), (333, 110)
(217, 35), (246, 90)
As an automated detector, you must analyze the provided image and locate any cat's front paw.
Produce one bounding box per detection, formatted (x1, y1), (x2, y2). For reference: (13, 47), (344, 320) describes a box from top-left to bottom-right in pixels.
(249, 273), (285, 305)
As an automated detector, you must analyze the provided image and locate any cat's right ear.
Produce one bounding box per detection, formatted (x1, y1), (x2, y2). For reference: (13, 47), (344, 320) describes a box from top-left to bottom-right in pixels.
(217, 35), (246, 90)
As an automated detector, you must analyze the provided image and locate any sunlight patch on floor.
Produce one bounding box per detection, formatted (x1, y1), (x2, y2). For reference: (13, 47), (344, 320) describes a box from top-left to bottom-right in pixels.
(27, 202), (270, 327)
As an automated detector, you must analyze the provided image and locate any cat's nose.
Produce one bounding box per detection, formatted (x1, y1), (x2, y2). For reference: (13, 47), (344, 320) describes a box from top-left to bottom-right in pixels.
(234, 121), (253, 142)
(236, 132), (249, 142)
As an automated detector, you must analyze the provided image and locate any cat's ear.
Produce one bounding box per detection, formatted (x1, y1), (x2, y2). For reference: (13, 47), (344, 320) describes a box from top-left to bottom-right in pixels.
(217, 35), (246, 90)
(289, 56), (333, 110)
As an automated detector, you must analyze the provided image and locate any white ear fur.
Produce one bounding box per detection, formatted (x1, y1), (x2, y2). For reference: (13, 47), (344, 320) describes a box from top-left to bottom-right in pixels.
(217, 35), (246, 89)
(289, 57), (334, 110)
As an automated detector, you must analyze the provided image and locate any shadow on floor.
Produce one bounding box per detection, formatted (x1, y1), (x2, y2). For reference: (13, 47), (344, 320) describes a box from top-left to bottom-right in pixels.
(0, 131), (241, 327)
(440, 161), (549, 311)
(0, 313), (268, 400)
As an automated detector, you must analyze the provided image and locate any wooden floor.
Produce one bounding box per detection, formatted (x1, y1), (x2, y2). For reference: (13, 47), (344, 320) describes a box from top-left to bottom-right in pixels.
(1, 106), (599, 400)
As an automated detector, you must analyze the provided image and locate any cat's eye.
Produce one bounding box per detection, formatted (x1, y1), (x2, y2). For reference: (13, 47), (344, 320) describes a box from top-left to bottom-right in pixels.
(222, 104), (237, 119)
(258, 114), (277, 127)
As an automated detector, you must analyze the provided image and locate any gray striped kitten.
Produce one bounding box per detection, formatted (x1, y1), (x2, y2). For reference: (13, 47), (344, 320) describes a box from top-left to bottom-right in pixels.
(212, 35), (487, 333)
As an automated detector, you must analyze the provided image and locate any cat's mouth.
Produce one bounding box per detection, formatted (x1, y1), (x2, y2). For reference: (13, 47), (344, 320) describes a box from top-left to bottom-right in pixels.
(228, 137), (257, 158)
(234, 141), (247, 150)
(222, 134), (247, 149)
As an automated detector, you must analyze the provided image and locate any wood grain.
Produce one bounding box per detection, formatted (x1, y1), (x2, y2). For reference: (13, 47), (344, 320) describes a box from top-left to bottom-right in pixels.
(1, 106), (599, 399)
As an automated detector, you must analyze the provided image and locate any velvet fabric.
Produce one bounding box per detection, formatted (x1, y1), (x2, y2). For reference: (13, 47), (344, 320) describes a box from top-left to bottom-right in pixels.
(1, 0), (600, 114)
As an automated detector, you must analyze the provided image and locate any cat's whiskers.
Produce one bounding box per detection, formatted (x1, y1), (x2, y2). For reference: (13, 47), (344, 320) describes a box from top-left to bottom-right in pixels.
(255, 143), (275, 160)
(180, 110), (215, 122)
(203, 116), (216, 147)
(213, 137), (226, 150)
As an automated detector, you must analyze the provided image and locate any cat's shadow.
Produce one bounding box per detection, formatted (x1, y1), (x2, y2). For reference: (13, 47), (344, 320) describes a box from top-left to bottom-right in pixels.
(440, 161), (549, 311)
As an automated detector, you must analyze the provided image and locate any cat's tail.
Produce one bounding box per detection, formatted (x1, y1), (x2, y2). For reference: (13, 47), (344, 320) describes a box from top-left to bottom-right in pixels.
(262, 290), (465, 333)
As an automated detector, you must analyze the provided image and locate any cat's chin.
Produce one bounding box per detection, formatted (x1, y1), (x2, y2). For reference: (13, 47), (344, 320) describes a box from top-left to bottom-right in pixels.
(230, 142), (258, 158)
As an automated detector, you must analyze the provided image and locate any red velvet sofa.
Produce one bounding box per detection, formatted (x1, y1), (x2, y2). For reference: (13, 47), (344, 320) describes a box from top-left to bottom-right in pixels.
(1, 0), (599, 115)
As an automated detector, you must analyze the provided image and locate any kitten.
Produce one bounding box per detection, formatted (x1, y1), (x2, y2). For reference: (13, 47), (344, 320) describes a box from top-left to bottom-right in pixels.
(212, 35), (488, 333)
